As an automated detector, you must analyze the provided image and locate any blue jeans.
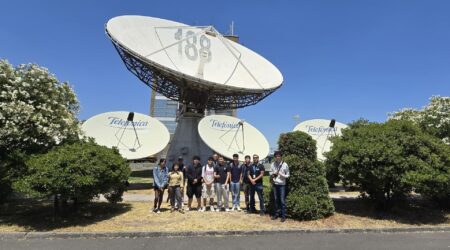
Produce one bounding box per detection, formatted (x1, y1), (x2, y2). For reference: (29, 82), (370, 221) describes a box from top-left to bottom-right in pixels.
(273, 184), (286, 218)
(230, 182), (241, 206)
(250, 183), (265, 212)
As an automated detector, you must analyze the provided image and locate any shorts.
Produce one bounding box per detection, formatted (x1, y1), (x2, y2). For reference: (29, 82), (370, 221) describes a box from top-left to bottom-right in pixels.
(202, 183), (215, 199)
(187, 183), (202, 199)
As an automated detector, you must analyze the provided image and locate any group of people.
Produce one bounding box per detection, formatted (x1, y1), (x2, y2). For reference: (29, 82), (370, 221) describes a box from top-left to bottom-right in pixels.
(152, 151), (290, 222)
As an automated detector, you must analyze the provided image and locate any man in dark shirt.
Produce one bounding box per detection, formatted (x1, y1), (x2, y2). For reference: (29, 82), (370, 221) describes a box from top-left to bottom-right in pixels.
(248, 154), (265, 215)
(241, 155), (252, 212)
(214, 155), (231, 211)
(187, 155), (203, 211)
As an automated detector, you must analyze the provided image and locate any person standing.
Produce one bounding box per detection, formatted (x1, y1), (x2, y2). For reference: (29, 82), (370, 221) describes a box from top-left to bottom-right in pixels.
(270, 151), (290, 222)
(153, 158), (169, 213)
(186, 155), (203, 211)
(168, 163), (184, 213)
(248, 154), (265, 216)
(177, 156), (186, 207)
(214, 155), (231, 212)
(201, 157), (216, 212)
(230, 154), (242, 211)
(241, 155), (252, 212)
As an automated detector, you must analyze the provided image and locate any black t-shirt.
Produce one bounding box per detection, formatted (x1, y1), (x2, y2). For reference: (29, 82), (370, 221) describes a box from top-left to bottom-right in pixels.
(187, 163), (203, 186)
(214, 164), (231, 184)
(241, 164), (251, 184)
(248, 163), (265, 184)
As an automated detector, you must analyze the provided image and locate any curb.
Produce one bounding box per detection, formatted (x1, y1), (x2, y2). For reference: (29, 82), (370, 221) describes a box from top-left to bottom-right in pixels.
(1, 227), (449, 239)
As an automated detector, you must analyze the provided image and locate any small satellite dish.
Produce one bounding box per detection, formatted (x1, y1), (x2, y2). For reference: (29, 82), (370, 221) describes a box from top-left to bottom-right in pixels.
(81, 111), (170, 160)
(293, 119), (348, 161)
(198, 115), (269, 160)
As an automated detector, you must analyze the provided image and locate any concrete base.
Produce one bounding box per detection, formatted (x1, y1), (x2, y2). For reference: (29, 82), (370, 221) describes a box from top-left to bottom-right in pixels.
(165, 112), (212, 167)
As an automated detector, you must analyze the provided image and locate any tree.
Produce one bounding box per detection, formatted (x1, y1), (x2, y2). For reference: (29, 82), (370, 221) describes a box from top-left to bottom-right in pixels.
(389, 96), (450, 144)
(326, 119), (449, 210)
(0, 60), (80, 201)
(272, 131), (334, 220)
(278, 131), (317, 161)
(15, 140), (131, 205)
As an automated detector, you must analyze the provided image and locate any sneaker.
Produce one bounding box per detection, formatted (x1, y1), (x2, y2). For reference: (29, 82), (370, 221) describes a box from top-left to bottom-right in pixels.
(156, 209), (161, 214)
(209, 206), (214, 212)
(179, 209), (185, 214)
(281, 217), (286, 223)
(236, 206), (242, 212)
(197, 207), (202, 212)
(200, 207), (206, 212)
(225, 208), (231, 212)
(170, 208), (175, 213)
(215, 207), (221, 212)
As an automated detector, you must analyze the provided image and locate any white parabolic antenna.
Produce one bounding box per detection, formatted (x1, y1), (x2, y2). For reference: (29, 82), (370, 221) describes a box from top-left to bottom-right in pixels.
(293, 119), (348, 161)
(106, 15), (283, 110)
(81, 111), (170, 160)
(198, 115), (270, 160)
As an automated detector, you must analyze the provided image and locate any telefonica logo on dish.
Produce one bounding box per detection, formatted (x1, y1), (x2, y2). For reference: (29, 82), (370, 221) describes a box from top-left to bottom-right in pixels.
(306, 125), (337, 135)
(108, 117), (149, 128)
(209, 119), (239, 130)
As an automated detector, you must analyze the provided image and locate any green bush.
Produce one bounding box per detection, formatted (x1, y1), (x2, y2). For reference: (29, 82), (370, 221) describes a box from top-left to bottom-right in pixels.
(404, 143), (450, 208)
(285, 155), (334, 220)
(326, 119), (450, 210)
(15, 140), (130, 203)
(278, 131), (317, 161)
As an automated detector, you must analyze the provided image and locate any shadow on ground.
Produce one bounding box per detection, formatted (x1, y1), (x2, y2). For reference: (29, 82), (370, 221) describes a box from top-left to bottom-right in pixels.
(0, 200), (132, 231)
(333, 198), (449, 225)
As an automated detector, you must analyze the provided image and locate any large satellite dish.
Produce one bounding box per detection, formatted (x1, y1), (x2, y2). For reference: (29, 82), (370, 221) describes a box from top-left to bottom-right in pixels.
(198, 115), (270, 160)
(82, 111), (170, 160)
(293, 119), (348, 161)
(106, 15), (283, 165)
(106, 15), (283, 110)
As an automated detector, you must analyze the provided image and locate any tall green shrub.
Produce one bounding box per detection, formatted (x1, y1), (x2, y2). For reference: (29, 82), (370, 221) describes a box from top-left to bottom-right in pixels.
(273, 131), (334, 220)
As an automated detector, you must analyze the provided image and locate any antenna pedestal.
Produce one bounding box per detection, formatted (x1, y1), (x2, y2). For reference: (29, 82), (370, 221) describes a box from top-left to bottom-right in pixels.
(165, 112), (212, 166)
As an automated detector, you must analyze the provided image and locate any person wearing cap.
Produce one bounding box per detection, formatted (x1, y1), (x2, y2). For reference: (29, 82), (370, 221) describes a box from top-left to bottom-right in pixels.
(230, 153), (242, 211)
(248, 154), (266, 215)
(241, 155), (252, 212)
(270, 151), (290, 222)
(186, 155), (203, 211)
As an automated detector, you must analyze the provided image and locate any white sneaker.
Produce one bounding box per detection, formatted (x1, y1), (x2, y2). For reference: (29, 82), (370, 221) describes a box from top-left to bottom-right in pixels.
(200, 207), (206, 212)
(225, 208), (231, 212)
(156, 209), (161, 214)
(236, 206), (242, 211)
(215, 207), (221, 212)
(209, 206), (214, 212)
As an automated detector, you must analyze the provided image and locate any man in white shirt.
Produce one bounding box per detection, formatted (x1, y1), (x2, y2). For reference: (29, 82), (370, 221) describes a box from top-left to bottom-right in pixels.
(270, 151), (290, 222)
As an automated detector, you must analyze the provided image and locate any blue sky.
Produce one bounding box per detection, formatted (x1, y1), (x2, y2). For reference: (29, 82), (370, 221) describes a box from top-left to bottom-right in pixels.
(1, 0), (449, 148)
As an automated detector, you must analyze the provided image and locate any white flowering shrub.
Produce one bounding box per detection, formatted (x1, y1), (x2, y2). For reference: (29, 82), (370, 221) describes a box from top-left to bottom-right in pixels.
(0, 59), (80, 153)
(389, 96), (450, 144)
(0, 59), (80, 201)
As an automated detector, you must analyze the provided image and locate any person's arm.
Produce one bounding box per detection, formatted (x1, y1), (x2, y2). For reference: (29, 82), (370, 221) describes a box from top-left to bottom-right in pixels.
(153, 167), (161, 187)
(254, 165), (264, 181)
(197, 167), (203, 183)
(187, 166), (194, 183)
(180, 172), (184, 188)
(225, 166), (231, 185)
(278, 163), (290, 178)
(214, 166), (220, 179)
